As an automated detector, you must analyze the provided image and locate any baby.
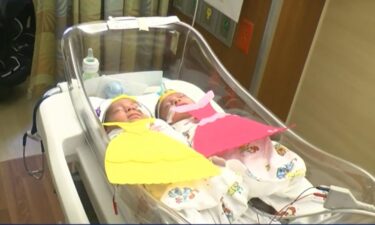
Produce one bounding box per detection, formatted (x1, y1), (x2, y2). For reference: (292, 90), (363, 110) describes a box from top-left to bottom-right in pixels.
(155, 89), (303, 175)
(155, 89), (329, 223)
(100, 94), (187, 144)
(96, 94), (222, 184)
(98, 94), (281, 224)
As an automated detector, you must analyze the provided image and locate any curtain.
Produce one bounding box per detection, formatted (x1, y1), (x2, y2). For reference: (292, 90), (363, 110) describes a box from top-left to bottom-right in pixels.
(29, 0), (169, 98)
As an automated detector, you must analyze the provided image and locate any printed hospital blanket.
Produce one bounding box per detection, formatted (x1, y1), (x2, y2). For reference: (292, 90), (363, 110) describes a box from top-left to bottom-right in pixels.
(158, 142), (328, 224)
(160, 165), (250, 223)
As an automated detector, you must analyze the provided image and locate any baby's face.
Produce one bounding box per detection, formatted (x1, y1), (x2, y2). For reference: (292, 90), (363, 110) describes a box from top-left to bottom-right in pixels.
(105, 98), (147, 123)
(159, 92), (194, 124)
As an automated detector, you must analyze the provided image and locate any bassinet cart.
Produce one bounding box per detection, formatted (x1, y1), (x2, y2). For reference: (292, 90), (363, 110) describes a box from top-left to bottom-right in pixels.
(35, 16), (374, 223)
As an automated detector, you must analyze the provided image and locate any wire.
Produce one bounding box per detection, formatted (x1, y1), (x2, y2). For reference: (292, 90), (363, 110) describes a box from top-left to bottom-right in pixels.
(266, 185), (375, 223)
(191, 0), (199, 27)
(322, 185), (375, 213)
(22, 134), (45, 180)
(22, 86), (62, 180)
(176, 0), (200, 78)
(137, 101), (153, 118)
(281, 208), (375, 220)
(316, 185), (330, 192)
(22, 94), (50, 180)
(273, 193), (313, 222)
(268, 186), (317, 224)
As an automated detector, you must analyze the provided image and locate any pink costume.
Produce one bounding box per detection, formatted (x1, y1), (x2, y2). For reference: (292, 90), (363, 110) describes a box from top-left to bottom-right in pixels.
(172, 90), (286, 157)
(169, 92), (327, 222)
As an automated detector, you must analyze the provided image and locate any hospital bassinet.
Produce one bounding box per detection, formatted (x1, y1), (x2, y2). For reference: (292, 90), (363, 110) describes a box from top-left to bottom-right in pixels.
(60, 16), (375, 223)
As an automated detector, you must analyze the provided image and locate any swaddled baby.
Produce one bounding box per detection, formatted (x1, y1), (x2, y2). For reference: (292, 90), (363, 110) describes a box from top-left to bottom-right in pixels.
(95, 94), (220, 185)
(155, 90), (305, 187)
(101, 96), (292, 223)
(155, 89), (329, 223)
(99, 94), (187, 143)
(96, 95), (265, 224)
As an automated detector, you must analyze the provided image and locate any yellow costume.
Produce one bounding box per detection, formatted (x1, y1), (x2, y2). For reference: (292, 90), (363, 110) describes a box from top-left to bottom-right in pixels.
(103, 118), (219, 184)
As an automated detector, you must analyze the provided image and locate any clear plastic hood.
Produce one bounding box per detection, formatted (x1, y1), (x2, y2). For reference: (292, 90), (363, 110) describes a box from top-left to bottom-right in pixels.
(61, 16), (374, 223)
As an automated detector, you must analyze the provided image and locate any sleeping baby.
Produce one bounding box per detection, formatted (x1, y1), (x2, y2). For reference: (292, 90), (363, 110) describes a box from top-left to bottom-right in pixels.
(155, 89), (329, 223)
(95, 94), (219, 185)
(96, 94), (283, 224)
(99, 94), (187, 143)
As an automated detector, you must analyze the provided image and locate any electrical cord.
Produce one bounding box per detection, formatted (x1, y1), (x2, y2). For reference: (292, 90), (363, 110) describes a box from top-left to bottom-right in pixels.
(281, 208), (375, 220)
(271, 185), (375, 223)
(191, 0), (199, 27)
(22, 131), (44, 179)
(317, 185), (375, 213)
(22, 86), (62, 179)
(268, 186), (317, 224)
(176, 0), (199, 78)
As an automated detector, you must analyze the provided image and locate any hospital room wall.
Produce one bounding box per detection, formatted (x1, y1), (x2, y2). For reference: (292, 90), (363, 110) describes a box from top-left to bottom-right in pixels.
(256, 0), (325, 121)
(171, 0), (325, 122)
(287, 0), (375, 175)
(171, 0), (273, 97)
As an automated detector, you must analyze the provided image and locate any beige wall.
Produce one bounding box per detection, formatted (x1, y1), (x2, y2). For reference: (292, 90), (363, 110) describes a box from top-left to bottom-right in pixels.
(288, 0), (375, 175)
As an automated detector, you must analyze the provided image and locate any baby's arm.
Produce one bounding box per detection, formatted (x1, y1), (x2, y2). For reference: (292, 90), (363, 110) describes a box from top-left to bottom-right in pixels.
(151, 119), (189, 145)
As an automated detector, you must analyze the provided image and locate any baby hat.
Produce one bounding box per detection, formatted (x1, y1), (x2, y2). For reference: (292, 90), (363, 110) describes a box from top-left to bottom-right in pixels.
(95, 95), (137, 122)
(155, 89), (177, 118)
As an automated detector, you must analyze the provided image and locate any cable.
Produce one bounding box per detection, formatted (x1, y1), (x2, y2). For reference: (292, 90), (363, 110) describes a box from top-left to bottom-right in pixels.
(22, 133), (45, 180)
(268, 186), (316, 224)
(251, 184), (374, 224)
(276, 185), (375, 223)
(22, 95), (49, 180)
(281, 208), (375, 220)
(191, 0), (199, 27)
(176, 0), (200, 78)
(320, 185), (375, 212)
(22, 86), (62, 180)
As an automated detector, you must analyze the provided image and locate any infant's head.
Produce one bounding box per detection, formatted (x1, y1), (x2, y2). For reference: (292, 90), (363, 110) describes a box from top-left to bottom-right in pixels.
(99, 95), (148, 133)
(104, 96), (147, 123)
(155, 90), (194, 124)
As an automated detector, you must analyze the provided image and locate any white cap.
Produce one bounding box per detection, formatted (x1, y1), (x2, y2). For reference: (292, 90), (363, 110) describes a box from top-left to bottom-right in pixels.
(95, 98), (112, 122)
(93, 95), (152, 122)
(82, 48), (99, 73)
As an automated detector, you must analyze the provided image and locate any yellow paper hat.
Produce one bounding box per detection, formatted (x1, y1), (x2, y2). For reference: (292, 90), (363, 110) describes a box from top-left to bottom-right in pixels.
(111, 94), (136, 103)
(96, 95), (137, 122)
(104, 119), (220, 184)
(155, 89), (176, 118)
(159, 89), (177, 103)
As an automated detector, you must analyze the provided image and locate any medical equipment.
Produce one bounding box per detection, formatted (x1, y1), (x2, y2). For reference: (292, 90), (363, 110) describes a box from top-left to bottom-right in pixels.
(34, 16), (375, 223)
